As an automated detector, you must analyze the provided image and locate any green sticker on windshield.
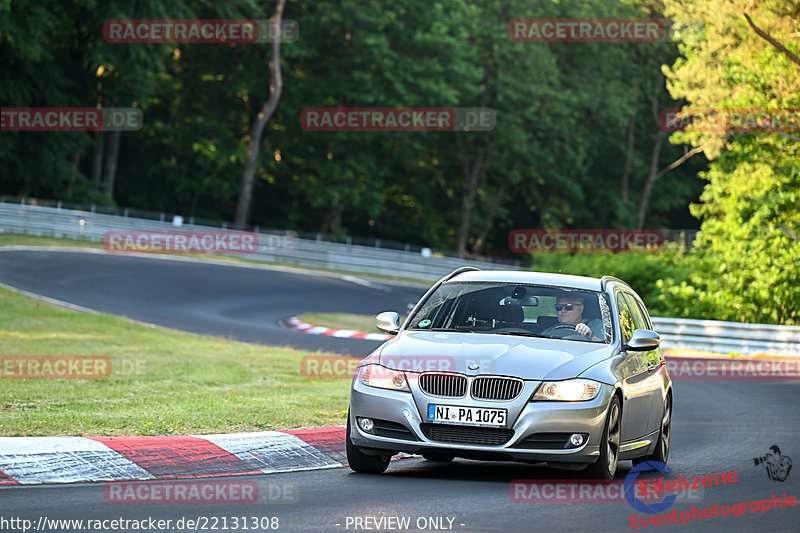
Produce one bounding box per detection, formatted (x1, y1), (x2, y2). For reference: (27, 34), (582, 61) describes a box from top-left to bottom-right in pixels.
(418, 319), (432, 328)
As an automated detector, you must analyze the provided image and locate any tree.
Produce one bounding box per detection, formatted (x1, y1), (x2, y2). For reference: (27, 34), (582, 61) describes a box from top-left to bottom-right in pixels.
(660, 0), (800, 324)
(234, 0), (286, 228)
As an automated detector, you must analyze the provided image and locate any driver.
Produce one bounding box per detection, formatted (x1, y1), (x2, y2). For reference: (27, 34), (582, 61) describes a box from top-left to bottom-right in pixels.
(555, 295), (604, 341)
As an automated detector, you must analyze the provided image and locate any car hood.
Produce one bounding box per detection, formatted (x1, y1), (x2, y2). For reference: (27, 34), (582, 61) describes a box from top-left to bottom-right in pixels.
(375, 331), (616, 381)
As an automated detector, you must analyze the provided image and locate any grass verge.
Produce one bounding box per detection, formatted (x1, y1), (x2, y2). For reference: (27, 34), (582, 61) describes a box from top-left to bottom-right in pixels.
(0, 286), (354, 436)
(0, 233), (104, 249)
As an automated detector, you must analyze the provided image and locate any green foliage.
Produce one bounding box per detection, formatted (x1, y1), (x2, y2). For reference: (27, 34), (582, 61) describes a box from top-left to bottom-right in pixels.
(660, 0), (800, 324)
(1, 0), (702, 252)
(528, 242), (695, 317)
(7, 0), (797, 325)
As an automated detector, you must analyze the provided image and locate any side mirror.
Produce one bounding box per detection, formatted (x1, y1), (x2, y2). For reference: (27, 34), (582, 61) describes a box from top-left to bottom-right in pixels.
(624, 329), (660, 351)
(376, 311), (400, 335)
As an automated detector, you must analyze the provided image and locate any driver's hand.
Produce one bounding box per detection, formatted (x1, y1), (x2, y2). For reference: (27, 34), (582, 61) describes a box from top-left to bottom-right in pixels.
(575, 323), (592, 337)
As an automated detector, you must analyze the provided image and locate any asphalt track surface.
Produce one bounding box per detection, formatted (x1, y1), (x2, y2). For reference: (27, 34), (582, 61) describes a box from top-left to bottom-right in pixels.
(0, 248), (425, 354)
(2, 249), (799, 532)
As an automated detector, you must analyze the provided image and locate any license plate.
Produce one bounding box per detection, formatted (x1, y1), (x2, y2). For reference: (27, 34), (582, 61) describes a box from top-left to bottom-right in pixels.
(427, 404), (507, 427)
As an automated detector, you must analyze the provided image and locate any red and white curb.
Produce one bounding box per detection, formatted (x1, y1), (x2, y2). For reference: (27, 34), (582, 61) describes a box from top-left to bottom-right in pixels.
(281, 316), (392, 342)
(0, 427), (356, 485)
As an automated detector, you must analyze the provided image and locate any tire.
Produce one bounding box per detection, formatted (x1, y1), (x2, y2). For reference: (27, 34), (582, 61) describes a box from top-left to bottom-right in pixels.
(585, 395), (621, 480)
(633, 394), (671, 468)
(422, 453), (454, 462)
(346, 412), (391, 474)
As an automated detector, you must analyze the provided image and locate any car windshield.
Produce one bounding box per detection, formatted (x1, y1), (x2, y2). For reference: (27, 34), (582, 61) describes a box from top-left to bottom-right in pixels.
(407, 281), (613, 343)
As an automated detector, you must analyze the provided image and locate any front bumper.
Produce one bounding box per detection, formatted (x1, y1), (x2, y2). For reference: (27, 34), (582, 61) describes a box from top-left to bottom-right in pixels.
(349, 376), (613, 463)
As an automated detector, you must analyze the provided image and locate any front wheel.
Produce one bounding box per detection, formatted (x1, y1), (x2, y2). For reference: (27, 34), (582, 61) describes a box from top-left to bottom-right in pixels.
(585, 396), (621, 480)
(346, 411), (391, 474)
(633, 395), (671, 467)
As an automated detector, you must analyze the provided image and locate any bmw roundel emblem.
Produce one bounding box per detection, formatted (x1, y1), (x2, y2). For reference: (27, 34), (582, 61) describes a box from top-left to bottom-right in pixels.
(467, 363), (479, 370)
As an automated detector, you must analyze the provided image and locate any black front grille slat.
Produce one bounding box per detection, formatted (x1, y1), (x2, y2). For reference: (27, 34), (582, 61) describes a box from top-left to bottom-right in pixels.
(419, 373), (467, 397)
(420, 423), (514, 446)
(471, 377), (523, 401)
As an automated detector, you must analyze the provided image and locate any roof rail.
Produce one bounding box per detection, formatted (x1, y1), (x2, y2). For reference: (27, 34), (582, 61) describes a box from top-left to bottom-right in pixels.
(443, 266), (481, 282)
(601, 275), (631, 290)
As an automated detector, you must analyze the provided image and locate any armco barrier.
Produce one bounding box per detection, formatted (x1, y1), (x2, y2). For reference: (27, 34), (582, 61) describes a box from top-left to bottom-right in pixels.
(651, 317), (800, 356)
(0, 201), (514, 280)
(2, 201), (799, 357)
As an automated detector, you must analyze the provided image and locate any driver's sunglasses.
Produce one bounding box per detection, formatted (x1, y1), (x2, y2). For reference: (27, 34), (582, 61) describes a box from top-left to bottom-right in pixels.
(555, 303), (581, 311)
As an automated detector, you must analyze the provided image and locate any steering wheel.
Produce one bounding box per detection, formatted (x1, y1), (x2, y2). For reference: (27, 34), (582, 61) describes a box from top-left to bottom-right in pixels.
(541, 323), (589, 339)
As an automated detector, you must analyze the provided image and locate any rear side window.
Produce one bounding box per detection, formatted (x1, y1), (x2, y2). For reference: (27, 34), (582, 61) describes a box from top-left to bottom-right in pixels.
(623, 293), (648, 331)
(633, 297), (654, 330)
(615, 293), (634, 344)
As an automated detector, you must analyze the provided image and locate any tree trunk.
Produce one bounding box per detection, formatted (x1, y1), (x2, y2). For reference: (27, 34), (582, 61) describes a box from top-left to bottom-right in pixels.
(636, 83), (708, 229)
(103, 129), (121, 198)
(454, 131), (488, 258)
(234, 0), (286, 228)
(620, 114), (635, 203)
(636, 132), (664, 229)
(472, 164), (516, 255)
(66, 150), (81, 198)
(91, 131), (104, 186)
(318, 204), (343, 234)
(620, 57), (643, 204)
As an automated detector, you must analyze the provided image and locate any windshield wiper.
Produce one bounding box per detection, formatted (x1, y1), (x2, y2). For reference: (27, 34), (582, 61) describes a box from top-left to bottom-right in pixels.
(482, 330), (551, 339)
(408, 327), (466, 332)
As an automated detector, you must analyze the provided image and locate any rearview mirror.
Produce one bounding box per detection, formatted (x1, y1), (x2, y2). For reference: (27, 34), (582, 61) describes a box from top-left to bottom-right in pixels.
(376, 311), (400, 335)
(624, 329), (660, 351)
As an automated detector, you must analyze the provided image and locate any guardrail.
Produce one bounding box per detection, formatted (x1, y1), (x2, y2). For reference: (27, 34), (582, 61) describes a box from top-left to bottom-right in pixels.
(2, 201), (799, 357)
(651, 317), (800, 357)
(0, 201), (515, 280)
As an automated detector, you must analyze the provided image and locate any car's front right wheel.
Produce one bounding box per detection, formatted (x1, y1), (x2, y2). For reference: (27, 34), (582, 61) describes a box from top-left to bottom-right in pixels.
(345, 411), (391, 474)
(585, 395), (621, 480)
(633, 394), (671, 468)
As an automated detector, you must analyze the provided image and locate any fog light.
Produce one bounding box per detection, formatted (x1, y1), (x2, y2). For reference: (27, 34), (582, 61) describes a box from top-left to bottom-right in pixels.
(358, 418), (374, 432)
(569, 433), (584, 446)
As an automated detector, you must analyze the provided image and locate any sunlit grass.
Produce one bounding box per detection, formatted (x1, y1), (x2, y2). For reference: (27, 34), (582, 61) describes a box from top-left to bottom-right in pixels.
(0, 286), (353, 436)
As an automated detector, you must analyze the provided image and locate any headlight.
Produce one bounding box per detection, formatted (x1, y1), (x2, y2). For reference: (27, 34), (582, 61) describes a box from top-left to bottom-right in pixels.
(359, 364), (410, 392)
(532, 379), (601, 401)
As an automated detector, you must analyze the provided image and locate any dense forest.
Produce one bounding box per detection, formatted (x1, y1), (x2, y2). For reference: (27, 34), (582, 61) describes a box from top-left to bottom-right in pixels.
(1, 0), (798, 323)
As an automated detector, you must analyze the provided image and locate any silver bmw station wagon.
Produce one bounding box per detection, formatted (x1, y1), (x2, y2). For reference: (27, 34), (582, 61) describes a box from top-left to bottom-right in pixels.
(347, 267), (672, 480)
